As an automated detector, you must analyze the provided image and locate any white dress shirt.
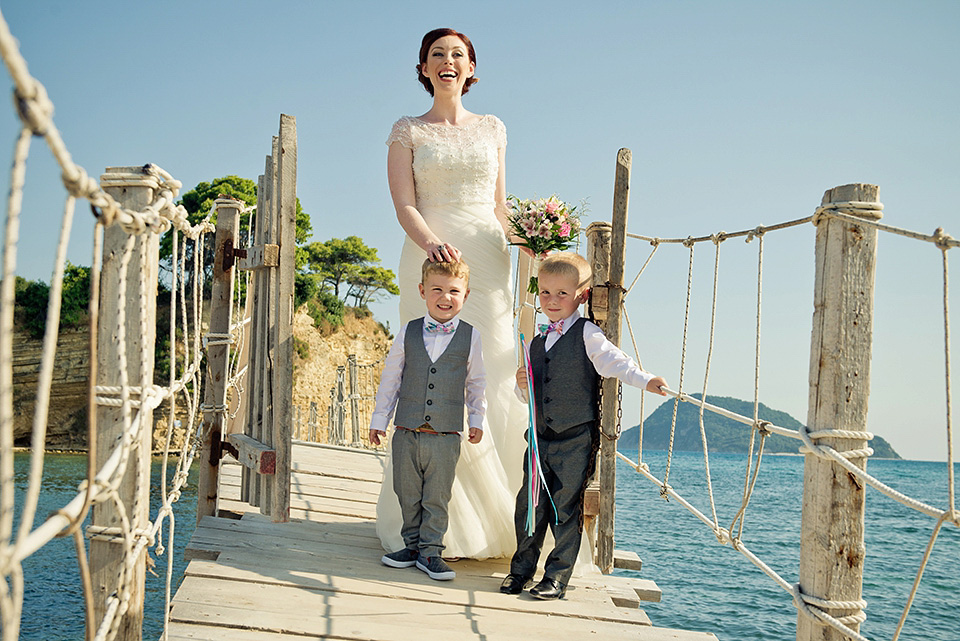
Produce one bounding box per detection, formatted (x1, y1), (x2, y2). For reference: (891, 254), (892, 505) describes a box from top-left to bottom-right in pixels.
(516, 310), (654, 402)
(370, 315), (486, 433)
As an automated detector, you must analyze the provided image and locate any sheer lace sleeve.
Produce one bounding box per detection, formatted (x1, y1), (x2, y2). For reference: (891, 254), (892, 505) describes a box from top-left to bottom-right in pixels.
(488, 115), (507, 149)
(386, 117), (415, 149)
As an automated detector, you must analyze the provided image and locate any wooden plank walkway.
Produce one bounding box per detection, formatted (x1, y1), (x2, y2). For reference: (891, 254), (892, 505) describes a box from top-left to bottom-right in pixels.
(168, 442), (717, 640)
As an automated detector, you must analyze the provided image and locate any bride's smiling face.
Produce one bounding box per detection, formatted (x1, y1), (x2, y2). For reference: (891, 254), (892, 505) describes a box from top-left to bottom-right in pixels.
(421, 35), (474, 95)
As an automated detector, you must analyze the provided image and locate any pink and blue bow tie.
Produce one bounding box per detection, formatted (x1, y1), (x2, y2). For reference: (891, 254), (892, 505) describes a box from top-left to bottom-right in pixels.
(425, 319), (455, 334)
(538, 320), (564, 336)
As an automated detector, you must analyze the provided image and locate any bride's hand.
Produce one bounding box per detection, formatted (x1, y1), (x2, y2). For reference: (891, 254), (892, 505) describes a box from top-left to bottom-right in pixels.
(427, 241), (462, 263)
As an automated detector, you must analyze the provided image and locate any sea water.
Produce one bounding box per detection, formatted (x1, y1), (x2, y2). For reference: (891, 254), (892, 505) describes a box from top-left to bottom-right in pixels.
(10, 452), (959, 640)
(11, 453), (198, 641)
(616, 450), (960, 640)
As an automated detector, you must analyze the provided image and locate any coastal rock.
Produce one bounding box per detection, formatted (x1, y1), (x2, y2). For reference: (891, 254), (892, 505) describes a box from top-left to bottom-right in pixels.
(290, 309), (391, 440)
(622, 393), (901, 458)
(12, 325), (89, 449)
(12, 308), (391, 451)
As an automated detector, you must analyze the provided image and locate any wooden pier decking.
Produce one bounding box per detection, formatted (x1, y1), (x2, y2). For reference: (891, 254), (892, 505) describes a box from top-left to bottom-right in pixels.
(167, 442), (717, 640)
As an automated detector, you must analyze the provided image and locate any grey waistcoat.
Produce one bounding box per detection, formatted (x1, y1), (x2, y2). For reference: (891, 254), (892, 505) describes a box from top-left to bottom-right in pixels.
(530, 317), (600, 435)
(394, 318), (473, 433)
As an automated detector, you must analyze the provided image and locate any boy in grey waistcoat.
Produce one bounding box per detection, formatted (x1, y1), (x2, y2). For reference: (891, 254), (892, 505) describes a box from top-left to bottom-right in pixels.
(369, 259), (484, 581)
(501, 252), (668, 600)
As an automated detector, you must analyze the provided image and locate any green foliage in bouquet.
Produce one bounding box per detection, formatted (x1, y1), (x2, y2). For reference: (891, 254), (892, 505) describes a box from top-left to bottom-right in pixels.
(506, 194), (585, 293)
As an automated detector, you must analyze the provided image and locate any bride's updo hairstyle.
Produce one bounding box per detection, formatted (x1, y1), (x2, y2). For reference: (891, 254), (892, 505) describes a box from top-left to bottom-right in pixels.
(417, 28), (479, 96)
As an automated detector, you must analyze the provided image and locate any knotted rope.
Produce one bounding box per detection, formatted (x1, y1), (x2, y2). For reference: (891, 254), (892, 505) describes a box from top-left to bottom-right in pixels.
(615, 205), (957, 641)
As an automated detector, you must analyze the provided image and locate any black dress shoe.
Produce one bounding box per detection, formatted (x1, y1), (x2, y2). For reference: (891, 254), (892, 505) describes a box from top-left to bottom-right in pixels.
(499, 574), (532, 594)
(529, 577), (566, 600)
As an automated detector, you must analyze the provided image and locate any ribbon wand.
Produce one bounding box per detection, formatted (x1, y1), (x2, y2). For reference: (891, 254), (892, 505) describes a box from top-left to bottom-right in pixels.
(519, 333), (558, 536)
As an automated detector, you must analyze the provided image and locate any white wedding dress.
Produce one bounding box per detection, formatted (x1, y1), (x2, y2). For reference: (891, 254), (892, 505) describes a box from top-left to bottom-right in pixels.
(376, 115), (527, 559)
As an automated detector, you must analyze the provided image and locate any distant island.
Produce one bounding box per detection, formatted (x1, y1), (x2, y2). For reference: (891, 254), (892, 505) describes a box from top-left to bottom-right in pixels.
(620, 393), (901, 459)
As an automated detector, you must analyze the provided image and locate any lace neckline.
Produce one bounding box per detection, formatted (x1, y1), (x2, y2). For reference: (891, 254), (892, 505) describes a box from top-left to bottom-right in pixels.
(411, 114), (489, 129)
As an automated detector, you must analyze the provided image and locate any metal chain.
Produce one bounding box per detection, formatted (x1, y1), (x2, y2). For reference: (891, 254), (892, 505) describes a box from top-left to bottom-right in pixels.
(616, 380), (623, 439)
(597, 379), (623, 442)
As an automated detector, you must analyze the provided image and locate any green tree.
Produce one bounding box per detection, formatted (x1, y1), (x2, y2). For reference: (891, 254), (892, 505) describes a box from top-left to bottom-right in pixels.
(303, 236), (379, 299)
(346, 265), (400, 307)
(162, 175), (313, 289)
(14, 263), (91, 339)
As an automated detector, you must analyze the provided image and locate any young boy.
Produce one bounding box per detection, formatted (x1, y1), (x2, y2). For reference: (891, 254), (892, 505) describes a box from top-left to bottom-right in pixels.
(501, 252), (668, 600)
(369, 259), (484, 581)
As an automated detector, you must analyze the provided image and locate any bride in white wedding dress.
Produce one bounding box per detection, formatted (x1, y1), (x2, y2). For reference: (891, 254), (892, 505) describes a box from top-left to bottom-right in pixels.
(375, 28), (527, 559)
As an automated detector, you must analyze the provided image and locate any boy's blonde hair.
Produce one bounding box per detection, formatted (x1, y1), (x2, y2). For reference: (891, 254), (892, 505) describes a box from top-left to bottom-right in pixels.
(539, 252), (592, 291)
(421, 258), (470, 286)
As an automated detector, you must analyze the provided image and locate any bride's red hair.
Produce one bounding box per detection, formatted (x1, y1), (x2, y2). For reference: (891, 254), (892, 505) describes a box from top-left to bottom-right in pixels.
(417, 28), (479, 96)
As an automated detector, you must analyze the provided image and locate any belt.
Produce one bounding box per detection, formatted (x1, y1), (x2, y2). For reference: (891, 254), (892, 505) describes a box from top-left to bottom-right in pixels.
(397, 424), (451, 435)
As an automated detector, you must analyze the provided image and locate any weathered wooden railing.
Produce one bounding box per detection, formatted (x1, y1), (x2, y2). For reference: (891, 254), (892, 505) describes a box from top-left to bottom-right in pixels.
(196, 115), (298, 524)
(321, 353), (385, 446)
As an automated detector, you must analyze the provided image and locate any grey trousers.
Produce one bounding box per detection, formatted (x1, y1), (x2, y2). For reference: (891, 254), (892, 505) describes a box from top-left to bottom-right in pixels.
(510, 423), (594, 585)
(391, 428), (461, 558)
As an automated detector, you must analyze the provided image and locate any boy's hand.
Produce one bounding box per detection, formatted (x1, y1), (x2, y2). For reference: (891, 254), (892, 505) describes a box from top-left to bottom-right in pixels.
(369, 428), (386, 445)
(646, 376), (669, 396)
(515, 366), (528, 390)
(467, 427), (483, 444)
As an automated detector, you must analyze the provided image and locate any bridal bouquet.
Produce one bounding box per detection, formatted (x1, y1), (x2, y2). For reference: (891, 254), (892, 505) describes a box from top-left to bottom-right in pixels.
(506, 194), (584, 293)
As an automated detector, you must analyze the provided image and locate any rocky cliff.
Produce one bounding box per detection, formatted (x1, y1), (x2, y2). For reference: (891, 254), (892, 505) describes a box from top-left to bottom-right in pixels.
(291, 310), (392, 430)
(12, 325), (90, 449)
(12, 308), (392, 451)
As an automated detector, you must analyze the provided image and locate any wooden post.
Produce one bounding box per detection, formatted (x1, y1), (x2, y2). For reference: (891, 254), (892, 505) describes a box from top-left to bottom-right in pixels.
(348, 354), (360, 443)
(516, 251), (538, 352)
(242, 165), (270, 507)
(336, 366), (346, 444)
(272, 114), (296, 521)
(585, 220), (610, 556)
(90, 166), (160, 641)
(258, 136), (279, 516)
(587, 148), (631, 574)
(197, 198), (240, 523)
(328, 388), (336, 444)
(797, 184), (881, 641)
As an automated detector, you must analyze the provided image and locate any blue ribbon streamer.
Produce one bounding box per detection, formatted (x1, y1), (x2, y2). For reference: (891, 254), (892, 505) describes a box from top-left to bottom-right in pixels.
(520, 333), (558, 535)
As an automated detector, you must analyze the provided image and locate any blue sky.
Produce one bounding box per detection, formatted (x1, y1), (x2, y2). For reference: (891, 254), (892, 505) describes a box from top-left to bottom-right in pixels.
(1, 1), (957, 462)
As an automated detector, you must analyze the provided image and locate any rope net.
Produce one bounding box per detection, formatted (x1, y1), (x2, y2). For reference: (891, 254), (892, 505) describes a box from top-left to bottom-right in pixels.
(617, 205), (957, 641)
(0, 11), (244, 641)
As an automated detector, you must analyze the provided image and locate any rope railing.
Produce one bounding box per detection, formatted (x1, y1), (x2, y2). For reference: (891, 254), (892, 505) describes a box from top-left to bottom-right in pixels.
(317, 353), (386, 446)
(615, 205), (957, 641)
(0, 10), (238, 639)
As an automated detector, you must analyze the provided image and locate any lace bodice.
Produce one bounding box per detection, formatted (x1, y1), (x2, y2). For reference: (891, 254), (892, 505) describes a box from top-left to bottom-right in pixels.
(387, 115), (506, 207)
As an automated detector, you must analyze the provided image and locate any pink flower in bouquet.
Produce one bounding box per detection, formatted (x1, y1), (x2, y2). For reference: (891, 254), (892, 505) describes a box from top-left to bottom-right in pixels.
(506, 192), (587, 293)
(506, 192), (586, 255)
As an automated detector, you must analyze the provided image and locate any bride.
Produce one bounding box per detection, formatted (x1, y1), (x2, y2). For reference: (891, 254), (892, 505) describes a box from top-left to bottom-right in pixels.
(375, 28), (527, 559)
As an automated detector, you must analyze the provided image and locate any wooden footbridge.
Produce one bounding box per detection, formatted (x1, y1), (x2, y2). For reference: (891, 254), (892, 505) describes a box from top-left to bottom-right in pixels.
(166, 441), (717, 641)
(154, 118), (717, 639)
